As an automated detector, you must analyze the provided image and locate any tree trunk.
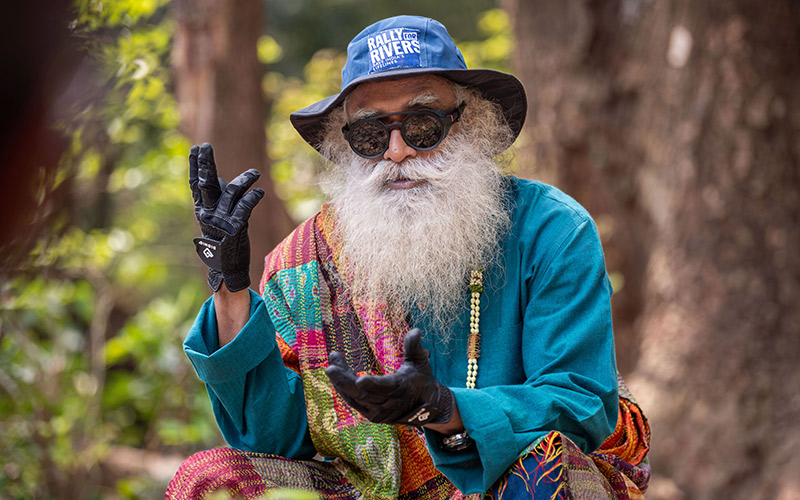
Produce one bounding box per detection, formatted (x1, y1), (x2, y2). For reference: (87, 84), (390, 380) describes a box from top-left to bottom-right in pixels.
(500, 0), (648, 374)
(172, 0), (293, 288)
(626, 2), (800, 498)
(503, 0), (800, 498)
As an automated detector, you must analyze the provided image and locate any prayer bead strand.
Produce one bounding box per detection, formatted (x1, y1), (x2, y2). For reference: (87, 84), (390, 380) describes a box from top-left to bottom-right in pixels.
(467, 269), (483, 389)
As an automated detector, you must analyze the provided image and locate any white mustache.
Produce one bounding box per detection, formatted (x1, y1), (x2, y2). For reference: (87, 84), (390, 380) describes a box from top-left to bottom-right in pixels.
(365, 157), (452, 186)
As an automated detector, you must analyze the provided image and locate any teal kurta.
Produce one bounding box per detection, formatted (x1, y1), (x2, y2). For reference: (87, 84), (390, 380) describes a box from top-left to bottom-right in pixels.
(184, 177), (619, 494)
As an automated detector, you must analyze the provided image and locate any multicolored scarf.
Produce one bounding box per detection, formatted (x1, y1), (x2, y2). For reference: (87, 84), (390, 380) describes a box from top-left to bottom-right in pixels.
(259, 206), (465, 499)
(256, 206), (650, 499)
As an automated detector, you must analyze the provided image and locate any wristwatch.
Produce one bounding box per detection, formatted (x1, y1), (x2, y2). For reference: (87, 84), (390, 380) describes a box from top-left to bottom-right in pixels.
(441, 430), (474, 451)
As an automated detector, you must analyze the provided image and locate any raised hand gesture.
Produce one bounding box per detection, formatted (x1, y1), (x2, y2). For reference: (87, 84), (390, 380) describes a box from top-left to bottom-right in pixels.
(189, 143), (264, 292)
(325, 329), (455, 426)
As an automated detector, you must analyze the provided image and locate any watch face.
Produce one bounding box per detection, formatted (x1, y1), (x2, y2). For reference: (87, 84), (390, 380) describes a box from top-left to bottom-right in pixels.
(443, 432), (467, 445)
(442, 431), (474, 451)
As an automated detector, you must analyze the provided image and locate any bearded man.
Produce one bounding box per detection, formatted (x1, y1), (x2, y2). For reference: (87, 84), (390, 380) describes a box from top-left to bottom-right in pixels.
(168, 15), (650, 500)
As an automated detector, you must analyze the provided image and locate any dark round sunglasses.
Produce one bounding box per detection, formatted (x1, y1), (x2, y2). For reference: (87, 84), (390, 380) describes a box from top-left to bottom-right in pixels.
(342, 103), (466, 159)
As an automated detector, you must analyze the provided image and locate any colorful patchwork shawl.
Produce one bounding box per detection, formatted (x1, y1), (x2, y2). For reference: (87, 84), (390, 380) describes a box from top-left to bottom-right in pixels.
(258, 207), (650, 499)
(259, 206), (463, 499)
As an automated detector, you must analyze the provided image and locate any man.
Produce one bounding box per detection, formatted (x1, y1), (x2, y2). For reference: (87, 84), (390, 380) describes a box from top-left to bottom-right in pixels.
(168, 15), (650, 500)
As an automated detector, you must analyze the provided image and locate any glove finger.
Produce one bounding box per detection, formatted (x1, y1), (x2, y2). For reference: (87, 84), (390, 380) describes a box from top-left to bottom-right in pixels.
(326, 368), (360, 397)
(231, 188), (265, 223)
(217, 169), (261, 216)
(198, 143), (222, 209)
(189, 145), (200, 193)
(326, 354), (384, 420)
(338, 392), (374, 418)
(325, 353), (362, 397)
(403, 328), (430, 366)
(355, 374), (408, 402)
(327, 371), (375, 415)
(326, 351), (352, 373)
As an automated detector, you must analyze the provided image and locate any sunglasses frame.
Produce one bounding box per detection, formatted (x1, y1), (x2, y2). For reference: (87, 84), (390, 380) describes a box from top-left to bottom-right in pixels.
(342, 103), (466, 159)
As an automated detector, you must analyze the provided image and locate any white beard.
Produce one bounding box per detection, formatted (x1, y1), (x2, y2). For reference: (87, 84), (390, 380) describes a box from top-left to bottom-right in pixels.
(320, 129), (511, 333)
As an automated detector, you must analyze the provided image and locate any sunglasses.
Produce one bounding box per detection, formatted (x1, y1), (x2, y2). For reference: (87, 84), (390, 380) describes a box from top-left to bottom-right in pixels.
(342, 103), (466, 159)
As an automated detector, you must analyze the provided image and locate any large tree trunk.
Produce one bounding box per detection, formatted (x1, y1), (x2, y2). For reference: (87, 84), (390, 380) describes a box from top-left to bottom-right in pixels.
(626, 2), (800, 498)
(503, 0), (800, 498)
(500, 0), (648, 374)
(172, 0), (293, 287)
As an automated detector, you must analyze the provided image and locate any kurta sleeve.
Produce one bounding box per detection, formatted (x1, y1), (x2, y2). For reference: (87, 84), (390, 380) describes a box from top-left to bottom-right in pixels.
(425, 213), (619, 493)
(183, 288), (316, 459)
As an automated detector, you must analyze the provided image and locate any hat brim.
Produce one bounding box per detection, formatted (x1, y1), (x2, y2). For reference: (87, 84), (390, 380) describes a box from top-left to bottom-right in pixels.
(289, 67), (527, 154)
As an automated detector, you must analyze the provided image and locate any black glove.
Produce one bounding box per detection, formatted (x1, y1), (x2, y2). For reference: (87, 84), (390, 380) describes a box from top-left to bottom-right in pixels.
(189, 143), (264, 292)
(325, 328), (454, 426)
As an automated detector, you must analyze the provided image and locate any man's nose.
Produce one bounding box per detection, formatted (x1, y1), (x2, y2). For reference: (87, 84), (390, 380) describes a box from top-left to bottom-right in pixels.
(383, 128), (417, 163)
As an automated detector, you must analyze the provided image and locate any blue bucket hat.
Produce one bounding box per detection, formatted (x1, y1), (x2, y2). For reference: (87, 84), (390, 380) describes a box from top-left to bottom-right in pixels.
(290, 15), (527, 153)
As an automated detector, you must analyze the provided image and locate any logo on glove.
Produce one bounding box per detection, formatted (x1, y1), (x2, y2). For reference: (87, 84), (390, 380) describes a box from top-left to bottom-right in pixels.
(406, 407), (430, 424)
(193, 237), (223, 271)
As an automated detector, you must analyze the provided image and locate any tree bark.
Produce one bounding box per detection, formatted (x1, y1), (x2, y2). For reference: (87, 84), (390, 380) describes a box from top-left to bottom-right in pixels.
(503, 0), (800, 498)
(172, 0), (294, 288)
(500, 0), (648, 374)
(627, 2), (800, 498)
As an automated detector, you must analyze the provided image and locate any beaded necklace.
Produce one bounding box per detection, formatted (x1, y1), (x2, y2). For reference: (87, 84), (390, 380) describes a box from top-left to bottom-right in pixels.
(466, 269), (483, 389)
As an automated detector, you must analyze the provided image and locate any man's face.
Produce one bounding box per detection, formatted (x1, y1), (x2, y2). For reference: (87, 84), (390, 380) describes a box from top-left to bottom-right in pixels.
(345, 75), (459, 189)
(322, 75), (510, 331)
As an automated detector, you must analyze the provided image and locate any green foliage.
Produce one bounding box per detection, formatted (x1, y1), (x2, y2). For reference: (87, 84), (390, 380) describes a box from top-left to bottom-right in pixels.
(265, 48), (348, 220)
(265, 0), (499, 77)
(258, 35), (284, 65)
(261, 489), (320, 500)
(458, 9), (513, 71)
(1, 1), (219, 498)
(1, 276), (117, 498)
(203, 488), (320, 500)
(0, 2), (513, 499)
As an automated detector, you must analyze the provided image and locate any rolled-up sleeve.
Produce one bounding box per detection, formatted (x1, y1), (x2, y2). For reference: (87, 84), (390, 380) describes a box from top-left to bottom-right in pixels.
(184, 289), (316, 459)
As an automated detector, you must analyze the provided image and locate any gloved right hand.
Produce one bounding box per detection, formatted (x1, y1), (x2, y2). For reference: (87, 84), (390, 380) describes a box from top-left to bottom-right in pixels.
(325, 329), (455, 426)
(189, 143), (264, 292)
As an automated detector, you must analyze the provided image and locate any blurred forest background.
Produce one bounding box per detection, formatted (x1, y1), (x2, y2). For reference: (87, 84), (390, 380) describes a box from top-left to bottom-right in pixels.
(1, 0), (798, 499)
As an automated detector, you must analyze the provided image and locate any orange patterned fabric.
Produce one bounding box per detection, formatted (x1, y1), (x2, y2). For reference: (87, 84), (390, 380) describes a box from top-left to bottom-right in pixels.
(276, 335), (300, 375)
(167, 448), (359, 499)
(596, 397), (650, 466)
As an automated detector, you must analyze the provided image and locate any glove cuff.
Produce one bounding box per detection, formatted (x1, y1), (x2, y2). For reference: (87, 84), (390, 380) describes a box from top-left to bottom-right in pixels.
(432, 386), (454, 424)
(398, 387), (454, 426)
(206, 269), (250, 293)
(222, 271), (251, 293)
(195, 237), (224, 271)
(207, 269), (223, 292)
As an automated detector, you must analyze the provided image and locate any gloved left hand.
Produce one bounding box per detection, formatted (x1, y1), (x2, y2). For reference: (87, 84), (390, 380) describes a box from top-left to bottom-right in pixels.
(189, 143), (264, 292)
(325, 328), (454, 426)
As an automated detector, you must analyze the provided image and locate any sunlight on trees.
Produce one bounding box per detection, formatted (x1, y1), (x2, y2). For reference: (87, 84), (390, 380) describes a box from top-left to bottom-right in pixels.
(2, 1), (217, 498)
(0, 2), (511, 498)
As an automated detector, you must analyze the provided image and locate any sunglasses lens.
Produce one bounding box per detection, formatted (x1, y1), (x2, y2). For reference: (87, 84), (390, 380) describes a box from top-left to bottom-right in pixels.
(403, 113), (443, 149)
(346, 109), (452, 158)
(350, 120), (389, 157)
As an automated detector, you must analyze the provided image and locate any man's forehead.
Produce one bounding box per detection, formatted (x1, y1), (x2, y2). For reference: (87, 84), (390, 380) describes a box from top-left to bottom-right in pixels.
(347, 75), (456, 116)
